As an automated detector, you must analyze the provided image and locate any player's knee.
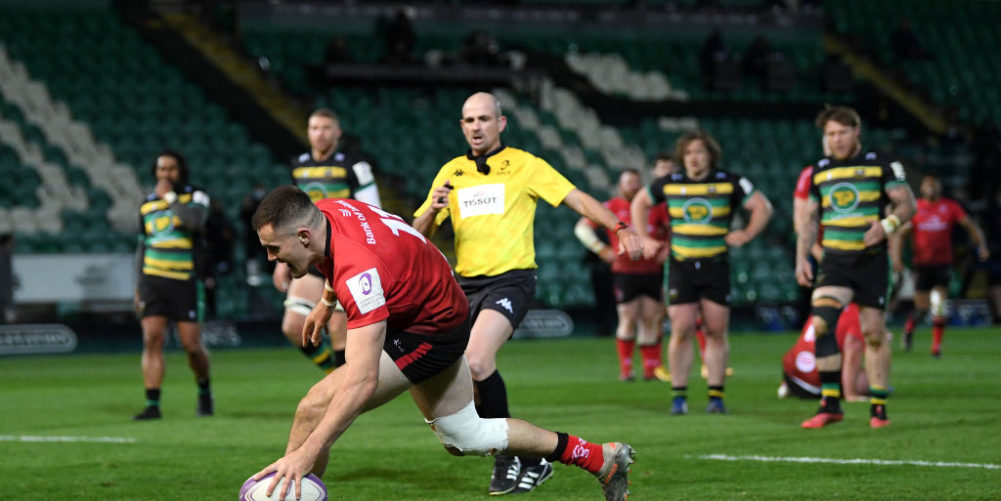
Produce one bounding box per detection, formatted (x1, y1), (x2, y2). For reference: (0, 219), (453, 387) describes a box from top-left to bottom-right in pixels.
(426, 401), (509, 457)
(864, 328), (889, 348)
(465, 355), (495, 381)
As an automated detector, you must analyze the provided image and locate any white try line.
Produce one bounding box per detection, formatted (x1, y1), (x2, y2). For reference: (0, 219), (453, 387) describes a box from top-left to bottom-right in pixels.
(0, 435), (135, 444)
(696, 454), (1000, 470)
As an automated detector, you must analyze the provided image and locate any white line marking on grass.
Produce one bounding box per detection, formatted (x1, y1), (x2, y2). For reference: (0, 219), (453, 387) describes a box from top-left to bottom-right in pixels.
(0, 435), (135, 444)
(696, 454), (1000, 470)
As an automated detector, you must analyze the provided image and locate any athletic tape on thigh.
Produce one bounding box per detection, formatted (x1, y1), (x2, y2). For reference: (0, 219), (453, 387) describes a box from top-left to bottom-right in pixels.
(425, 400), (509, 457)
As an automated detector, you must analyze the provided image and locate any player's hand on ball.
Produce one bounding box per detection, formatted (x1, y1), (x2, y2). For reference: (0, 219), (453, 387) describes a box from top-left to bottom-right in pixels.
(254, 448), (317, 501)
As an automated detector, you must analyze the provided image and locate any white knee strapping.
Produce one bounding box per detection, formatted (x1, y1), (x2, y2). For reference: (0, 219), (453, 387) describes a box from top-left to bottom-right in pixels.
(283, 296), (316, 317)
(426, 400), (509, 457)
(930, 290), (946, 317)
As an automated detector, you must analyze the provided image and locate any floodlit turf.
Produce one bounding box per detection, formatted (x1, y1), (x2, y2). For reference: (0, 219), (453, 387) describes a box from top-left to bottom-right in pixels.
(1, 327), (999, 500)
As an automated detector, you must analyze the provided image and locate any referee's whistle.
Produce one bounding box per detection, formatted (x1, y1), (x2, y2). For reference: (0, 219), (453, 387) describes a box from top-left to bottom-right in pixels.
(437, 181), (453, 204)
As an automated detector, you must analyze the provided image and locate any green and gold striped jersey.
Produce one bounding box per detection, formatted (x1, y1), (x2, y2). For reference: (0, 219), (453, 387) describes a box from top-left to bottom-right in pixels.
(647, 170), (755, 261)
(291, 150), (380, 206)
(809, 151), (907, 254)
(138, 185), (209, 281)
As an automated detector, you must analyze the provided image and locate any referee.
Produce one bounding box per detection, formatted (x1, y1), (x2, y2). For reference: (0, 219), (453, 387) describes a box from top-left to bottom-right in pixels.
(413, 92), (643, 495)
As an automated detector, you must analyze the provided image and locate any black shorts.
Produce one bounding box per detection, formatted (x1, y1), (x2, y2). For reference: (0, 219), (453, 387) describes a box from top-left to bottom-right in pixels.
(914, 264), (951, 291)
(613, 272), (663, 303)
(667, 258), (730, 306)
(815, 250), (889, 309)
(458, 269), (536, 330)
(384, 315), (470, 384)
(137, 275), (204, 322)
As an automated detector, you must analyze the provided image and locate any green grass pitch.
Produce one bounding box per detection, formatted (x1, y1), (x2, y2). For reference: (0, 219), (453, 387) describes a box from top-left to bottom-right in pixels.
(1, 327), (999, 500)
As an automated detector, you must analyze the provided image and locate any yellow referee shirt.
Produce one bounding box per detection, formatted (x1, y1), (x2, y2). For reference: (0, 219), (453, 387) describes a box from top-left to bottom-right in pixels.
(414, 146), (576, 277)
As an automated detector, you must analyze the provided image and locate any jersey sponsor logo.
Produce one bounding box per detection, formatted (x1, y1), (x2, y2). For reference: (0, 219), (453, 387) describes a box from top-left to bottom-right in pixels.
(681, 198), (713, 224)
(346, 268), (385, 314)
(889, 161), (906, 181)
(456, 183), (505, 218)
(828, 182), (861, 213)
(739, 177), (754, 195)
(338, 209), (352, 217)
(192, 191), (210, 206)
(496, 297), (514, 314)
(916, 215), (948, 232)
(453, 168), (464, 176)
(352, 161), (375, 186)
(795, 350), (816, 374)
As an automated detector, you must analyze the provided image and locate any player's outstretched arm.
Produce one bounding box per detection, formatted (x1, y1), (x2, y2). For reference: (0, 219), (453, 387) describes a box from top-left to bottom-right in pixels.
(726, 191), (773, 248)
(255, 320), (386, 500)
(564, 188), (644, 260)
(958, 216), (991, 261)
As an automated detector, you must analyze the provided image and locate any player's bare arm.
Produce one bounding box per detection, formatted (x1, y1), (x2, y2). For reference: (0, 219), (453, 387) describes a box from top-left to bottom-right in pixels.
(795, 198), (820, 287)
(958, 216), (991, 260)
(726, 191), (773, 248)
(627, 188), (664, 260)
(864, 183), (917, 247)
(412, 180), (453, 238)
(257, 321), (386, 499)
(563, 188), (643, 260)
(888, 221), (912, 272)
(573, 217), (615, 264)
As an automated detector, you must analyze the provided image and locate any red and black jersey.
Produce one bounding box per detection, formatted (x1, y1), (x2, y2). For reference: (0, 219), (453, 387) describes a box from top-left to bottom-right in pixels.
(315, 199), (468, 336)
(910, 197), (968, 266)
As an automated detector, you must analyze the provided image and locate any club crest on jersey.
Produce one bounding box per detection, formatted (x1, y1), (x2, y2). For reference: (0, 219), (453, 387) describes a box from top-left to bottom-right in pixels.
(828, 182), (860, 213)
(303, 182), (327, 202)
(681, 198), (713, 224)
(149, 211), (175, 235)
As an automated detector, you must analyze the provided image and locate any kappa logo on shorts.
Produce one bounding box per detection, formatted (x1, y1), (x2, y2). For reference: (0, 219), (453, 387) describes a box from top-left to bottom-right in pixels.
(496, 298), (514, 314)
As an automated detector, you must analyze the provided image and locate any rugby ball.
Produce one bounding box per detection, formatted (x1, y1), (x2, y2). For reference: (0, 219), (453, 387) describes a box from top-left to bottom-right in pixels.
(239, 472), (328, 501)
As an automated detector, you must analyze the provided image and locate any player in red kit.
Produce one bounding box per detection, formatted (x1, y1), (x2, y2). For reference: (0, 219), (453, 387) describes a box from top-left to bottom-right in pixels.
(891, 175), (989, 357)
(576, 169), (669, 381)
(778, 303), (869, 401)
(250, 186), (634, 501)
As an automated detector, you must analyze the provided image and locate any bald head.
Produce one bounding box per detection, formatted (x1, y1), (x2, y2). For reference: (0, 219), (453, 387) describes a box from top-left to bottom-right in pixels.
(462, 92), (503, 119)
(460, 92), (507, 156)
